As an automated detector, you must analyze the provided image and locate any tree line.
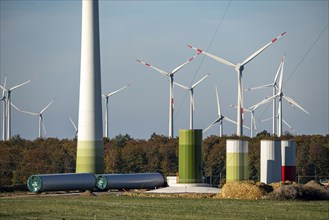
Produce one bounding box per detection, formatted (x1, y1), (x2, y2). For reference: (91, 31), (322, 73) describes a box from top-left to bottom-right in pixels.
(1, 132), (328, 186)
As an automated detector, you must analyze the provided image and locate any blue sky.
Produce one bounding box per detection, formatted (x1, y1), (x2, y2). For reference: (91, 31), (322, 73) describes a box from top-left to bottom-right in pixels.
(0, 1), (328, 140)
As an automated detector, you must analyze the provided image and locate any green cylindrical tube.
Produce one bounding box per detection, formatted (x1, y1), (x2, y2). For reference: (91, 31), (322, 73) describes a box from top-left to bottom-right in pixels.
(178, 129), (203, 183)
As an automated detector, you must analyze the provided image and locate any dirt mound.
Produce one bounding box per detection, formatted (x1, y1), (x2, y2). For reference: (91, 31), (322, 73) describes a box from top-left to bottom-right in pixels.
(266, 180), (329, 200)
(302, 180), (329, 200)
(219, 181), (271, 200)
(80, 190), (96, 196)
(269, 181), (297, 191)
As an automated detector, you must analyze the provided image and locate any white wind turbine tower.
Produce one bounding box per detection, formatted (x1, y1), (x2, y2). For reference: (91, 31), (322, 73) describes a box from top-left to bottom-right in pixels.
(174, 74), (209, 129)
(251, 55), (309, 137)
(188, 32), (286, 136)
(12, 99), (55, 138)
(245, 54), (285, 135)
(204, 87), (238, 137)
(136, 52), (201, 138)
(0, 75), (7, 141)
(69, 116), (78, 139)
(0, 78), (32, 140)
(103, 84), (129, 138)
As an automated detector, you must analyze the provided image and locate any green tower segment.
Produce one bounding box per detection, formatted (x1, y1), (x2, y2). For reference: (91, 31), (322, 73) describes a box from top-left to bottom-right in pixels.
(226, 140), (249, 182)
(76, 141), (104, 173)
(178, 129), (203, 183)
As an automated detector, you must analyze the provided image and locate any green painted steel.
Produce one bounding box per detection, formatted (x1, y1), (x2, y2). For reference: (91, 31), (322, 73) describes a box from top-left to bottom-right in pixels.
(76, 140), (104, 173)
(178, 129), (203, 183)
(226, 140), (249, 182)
(96, 175), (108, 190)
(27, 175), (42, 193)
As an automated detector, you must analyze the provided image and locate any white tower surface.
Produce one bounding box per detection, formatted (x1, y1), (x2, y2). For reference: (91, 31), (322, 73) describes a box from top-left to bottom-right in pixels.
(76, 0), (104, 174)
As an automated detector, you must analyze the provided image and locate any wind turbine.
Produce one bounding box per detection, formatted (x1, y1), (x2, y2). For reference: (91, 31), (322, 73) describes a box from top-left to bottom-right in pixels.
(0, 79), (32, 140)
(0, 75), (7, 141)
(188, 32), (286, 136)
(174, 74), (209, 129)
(12, 99), (55, 138)
(69, 116), (78, 139)
(204, 87), (237, 137)
(251, 55), (309, 137)
(245, 54), (285, 135)
(136, 52), (201, 138)
(230, 104), (260, 138)
(102, 84), (129, 138)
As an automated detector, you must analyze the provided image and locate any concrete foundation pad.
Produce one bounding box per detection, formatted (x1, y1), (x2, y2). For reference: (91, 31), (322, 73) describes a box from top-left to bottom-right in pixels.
(146, 186), (220, 194)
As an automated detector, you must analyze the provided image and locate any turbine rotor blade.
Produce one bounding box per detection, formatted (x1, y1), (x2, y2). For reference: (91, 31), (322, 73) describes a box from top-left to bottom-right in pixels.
(41, 117), (47, 137)
(40, 99), (55, 114)
(12, 103), (39, 116)
(278, 55), (285, 92)
(241, 32), (286, 66)
(223, 116), (237, 125)
(187, 45), (236, 67)
(250, 94), (277, 110)
(282, 118), (295, 133)
(0, 85), (8, 92)
(253, 116), (257, 131)
(273, 55), (285, 85)
(1, 75), (7, 97)
(203, 117), (221, 133)
(171, 52), (201, 75)
(106, 84), (129, 97)
(11, 103), (21, 112)
(174, 82), (189, 90)
(10, 79), (32, 91)
(259, 117), (272, 123)
(283, 96), (310, 115)
(191, 74), (209, 89)
(245, 83), (273, 92)
(69, 116), (78, 131)
(243, 124), (251, 130)
(136, 59), (170, 77)
(215, 87), (221, 116)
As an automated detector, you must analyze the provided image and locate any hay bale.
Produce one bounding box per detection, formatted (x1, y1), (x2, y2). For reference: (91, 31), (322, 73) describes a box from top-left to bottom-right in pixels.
(220, 181), (269, 200)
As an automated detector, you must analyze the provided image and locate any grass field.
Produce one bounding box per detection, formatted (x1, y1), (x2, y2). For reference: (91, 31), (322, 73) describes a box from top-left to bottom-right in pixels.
(1, 193), (329, 219)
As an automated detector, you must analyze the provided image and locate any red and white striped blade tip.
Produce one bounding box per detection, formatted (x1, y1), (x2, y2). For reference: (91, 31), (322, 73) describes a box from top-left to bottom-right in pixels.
(272, 32), (286, 43)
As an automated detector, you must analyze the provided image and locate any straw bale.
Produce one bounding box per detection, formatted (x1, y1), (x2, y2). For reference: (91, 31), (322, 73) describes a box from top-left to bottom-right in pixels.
(220, 181), (268, 200)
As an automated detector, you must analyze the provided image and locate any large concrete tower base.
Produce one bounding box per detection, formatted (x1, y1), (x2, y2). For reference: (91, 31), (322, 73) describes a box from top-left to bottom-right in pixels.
(260, 140), (281, 184)
(226, 139), (249, 182)
(281, 140), (296, 182)
(178, 129), (203, 184)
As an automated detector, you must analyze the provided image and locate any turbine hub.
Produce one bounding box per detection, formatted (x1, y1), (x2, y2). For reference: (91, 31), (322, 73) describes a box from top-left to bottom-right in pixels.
(235, 64), (244, 72)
